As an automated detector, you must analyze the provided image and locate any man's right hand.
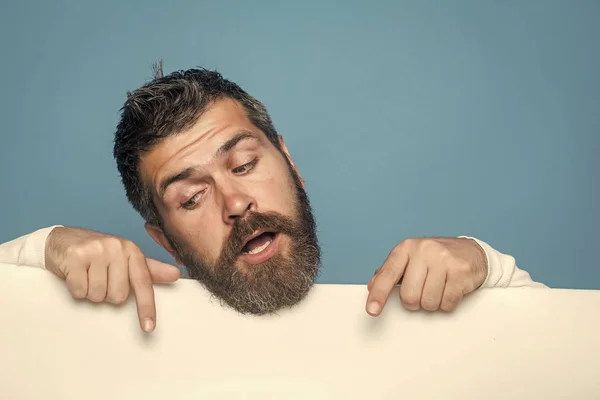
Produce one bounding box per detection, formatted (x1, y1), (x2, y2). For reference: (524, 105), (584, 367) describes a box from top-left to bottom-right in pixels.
(44, 227), (181, 332)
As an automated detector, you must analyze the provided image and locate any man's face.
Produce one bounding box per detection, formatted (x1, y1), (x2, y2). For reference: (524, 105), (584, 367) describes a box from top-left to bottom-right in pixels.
(140, 98), (320, 314)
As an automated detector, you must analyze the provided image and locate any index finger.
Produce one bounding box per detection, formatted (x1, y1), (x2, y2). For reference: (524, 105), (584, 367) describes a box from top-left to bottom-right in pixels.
(366, 248), (409, 317)
(128, 253), (157, 332)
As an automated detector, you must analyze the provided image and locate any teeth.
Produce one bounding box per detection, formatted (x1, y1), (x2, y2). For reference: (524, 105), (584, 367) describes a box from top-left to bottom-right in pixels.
(246, 239), (272, 255)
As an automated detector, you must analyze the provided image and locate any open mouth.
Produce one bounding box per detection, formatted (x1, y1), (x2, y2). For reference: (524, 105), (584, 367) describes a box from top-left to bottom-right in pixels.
(239, 231), (280, 264)
(241, 231), (276, 254)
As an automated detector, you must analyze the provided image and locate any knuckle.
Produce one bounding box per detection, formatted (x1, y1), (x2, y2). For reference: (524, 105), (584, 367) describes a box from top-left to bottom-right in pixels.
(102, 237), (125, 252)
(389, 246), (401, 258)
(88, 239), (106, 253)
(87, 284), (107, 302)
(421, 297), (440, 311)
(109, 289), (130, 304)
(66, 275), (87, 299)
(418, 238), (436, 251)
(106, 295), (125, 305)
(123, 240), (140, 254)
(441, 294), (461, 312)
(456, 260), (471, 273)
(400, 291), (420, 307)
(417, 239), (445, 259)
(390, 239), (411, 256)
(70, 287), (87, 299)
(375, 268), (401, 287)
(391, 239), (411, 255)
(64, 246), (86, 262)
(436, 246), (452, 261)
(378, 267), (396, 280)
(441, 302), (456, 312)
(114, 294), (129, 304)
(135, 275), (152, 289)
(87, 292), (106, 303)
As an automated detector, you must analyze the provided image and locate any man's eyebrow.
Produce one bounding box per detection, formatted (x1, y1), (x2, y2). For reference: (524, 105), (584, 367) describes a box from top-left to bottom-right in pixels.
(158, 131), (261, 199)
(159, 166), (199, 199)
(214, 130), (260, 158)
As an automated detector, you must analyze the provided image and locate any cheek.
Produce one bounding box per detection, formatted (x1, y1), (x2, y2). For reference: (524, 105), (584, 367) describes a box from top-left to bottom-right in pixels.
(253, 168), (297, 215)
(166, 211), (226, 261)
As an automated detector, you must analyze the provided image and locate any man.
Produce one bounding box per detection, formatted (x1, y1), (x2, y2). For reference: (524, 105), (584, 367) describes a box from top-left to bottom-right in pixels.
(0, 65), (545, 333)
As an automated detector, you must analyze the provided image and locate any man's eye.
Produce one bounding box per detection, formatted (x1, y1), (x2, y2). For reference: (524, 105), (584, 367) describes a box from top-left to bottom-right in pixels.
(232, 159), (258, 175)
(180, 191), (203, 210)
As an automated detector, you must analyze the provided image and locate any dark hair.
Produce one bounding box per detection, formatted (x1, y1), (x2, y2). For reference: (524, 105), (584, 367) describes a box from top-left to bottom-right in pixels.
(113, 62), (281, 226)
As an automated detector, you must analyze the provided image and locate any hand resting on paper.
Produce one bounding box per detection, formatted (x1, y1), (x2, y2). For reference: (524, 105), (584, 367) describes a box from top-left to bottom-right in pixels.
(366, 237), (487, 316)
(44, 227), (180, 332)
(35, 227), (532, 331)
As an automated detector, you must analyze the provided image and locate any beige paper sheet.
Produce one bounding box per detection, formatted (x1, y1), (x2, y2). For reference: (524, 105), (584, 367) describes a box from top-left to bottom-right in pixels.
(1, 264), (599, 399)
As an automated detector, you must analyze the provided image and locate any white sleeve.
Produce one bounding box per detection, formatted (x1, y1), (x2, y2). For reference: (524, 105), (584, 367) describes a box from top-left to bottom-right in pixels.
(460, 236), (548, 288)
(0, 226), (62, 268)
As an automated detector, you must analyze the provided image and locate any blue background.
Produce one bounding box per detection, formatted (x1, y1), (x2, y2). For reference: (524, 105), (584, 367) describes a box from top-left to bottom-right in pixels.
(1, 0), (598, 289)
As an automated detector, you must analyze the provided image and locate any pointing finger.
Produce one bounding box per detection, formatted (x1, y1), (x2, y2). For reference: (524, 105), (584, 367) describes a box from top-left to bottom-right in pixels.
(366, 248), (409, 317)
(128, 253), (156, 333)
(106, 254), (130, 304)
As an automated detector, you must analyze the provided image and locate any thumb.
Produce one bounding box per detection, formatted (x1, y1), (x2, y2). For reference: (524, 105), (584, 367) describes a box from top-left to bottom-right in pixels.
(146, 258), (181, 283)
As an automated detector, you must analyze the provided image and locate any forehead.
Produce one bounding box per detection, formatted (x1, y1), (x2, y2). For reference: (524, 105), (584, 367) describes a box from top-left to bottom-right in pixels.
(139, 98), (263, 186)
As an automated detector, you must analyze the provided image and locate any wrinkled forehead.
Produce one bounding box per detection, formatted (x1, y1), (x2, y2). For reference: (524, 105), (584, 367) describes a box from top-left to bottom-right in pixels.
(138, 98), (264, 189)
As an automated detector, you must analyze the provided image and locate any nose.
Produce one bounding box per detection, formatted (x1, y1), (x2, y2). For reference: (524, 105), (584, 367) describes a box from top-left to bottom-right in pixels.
(220, 182), (256, 224)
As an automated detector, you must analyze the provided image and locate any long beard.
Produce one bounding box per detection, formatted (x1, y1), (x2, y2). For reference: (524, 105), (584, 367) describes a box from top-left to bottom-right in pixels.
(166, 171), (321, 315)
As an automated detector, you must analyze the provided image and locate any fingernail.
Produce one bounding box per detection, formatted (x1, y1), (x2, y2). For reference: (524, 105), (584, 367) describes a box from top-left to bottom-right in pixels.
(143, 318), (155, 332)
(367, 301), (381, 316)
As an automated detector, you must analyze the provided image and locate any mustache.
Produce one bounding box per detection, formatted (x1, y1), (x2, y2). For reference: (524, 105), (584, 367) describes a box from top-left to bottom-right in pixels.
(220, 211), (298, 262)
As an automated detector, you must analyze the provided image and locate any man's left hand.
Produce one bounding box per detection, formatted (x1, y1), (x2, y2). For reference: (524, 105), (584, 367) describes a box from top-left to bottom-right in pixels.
(366, 238), (488, 316)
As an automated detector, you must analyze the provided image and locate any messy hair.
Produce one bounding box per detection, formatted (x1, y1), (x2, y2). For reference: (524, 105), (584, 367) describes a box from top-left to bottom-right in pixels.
(113, 61), (281, 226)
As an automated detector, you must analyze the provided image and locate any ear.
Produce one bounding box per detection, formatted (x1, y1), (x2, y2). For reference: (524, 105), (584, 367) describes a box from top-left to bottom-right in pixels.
(277, 135), (305, 189)
(144, 223), (184, 267)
